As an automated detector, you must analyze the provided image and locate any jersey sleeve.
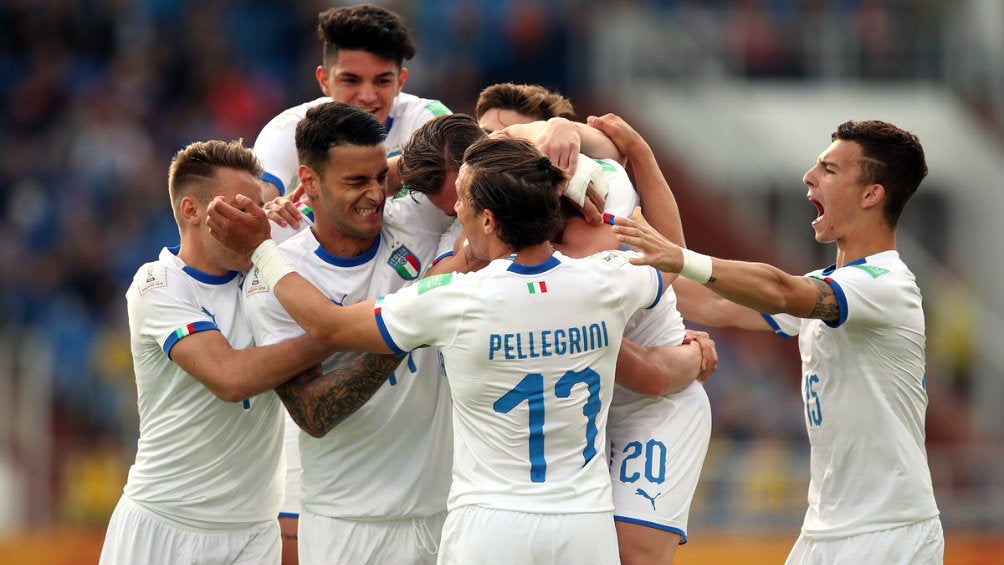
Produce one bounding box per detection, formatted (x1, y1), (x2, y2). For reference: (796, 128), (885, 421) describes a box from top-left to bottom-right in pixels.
(624, 285), (687, 347)
(130, 265), (220, 358)
(253, 110), (303, 196)
(761, 311), (801, 337)
(384, 191), (453, 237)
(600, 250), (664, 314)
(599, 159), (639, 218)
(241, 266), (305, 346)
(374, 273), (462, 354)
(818, 264), (912, 329)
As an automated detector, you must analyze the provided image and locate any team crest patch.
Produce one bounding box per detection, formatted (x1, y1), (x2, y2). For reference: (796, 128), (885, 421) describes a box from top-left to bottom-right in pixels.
(388, 245), (421, 280)
(244, 266), (270, 296)
(139, 265), (167, 295)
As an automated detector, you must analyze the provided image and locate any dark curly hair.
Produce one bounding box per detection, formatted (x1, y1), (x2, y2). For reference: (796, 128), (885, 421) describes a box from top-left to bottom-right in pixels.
(317, 4), (416, 68)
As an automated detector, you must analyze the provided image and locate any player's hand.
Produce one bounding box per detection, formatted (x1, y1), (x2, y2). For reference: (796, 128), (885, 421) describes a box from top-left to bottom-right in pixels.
(207, 194), (272, 257)
(586, 113), (650, 162)
(536, 117), (580, 176)
(264, 185), (306, 229)
(612, 207), (684, 272)
(562, 154), (608, 225)
(683, 330), (718, 381)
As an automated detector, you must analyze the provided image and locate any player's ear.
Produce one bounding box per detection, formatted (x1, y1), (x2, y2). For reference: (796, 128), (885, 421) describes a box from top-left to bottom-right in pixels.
(861, 183), (884, 210)
(298, 165), (321, 199)
(397, 66), (408, 91)
(178, 195), (201, 225)
(482, 208), (497, 235)
(316, 65), (331, 97)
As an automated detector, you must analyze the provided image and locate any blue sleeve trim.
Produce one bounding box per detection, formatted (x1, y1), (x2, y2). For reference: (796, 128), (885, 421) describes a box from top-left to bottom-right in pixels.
(760, 313), (793, 338)
(645, 269), (664, 309)
(432, 250), (454, 266)
(374, 297), (407, 355)
(163, 321), (218, 358)
(261, 172), (285, 196)
(822, 277), (848, 328)
(613, 516), (687, 544)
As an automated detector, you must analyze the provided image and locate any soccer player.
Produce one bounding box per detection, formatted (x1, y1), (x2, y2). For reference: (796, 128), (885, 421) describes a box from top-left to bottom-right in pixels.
(208, 135), (668, 565)
(250, 6), (448, 559)
(243, 102), (452, 565)
(254, 4), (449, 201)
(434, 84), (716, 564)
(612, 119), (944, 565)
(98, 140), (332, 565)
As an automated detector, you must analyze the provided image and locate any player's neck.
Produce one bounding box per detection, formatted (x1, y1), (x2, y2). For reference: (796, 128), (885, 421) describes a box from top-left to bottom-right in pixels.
(506, 241), (555, 266)
(177, 236), (230, 276)
(311, 225), (378, 259)
(835, 228), (896, 268)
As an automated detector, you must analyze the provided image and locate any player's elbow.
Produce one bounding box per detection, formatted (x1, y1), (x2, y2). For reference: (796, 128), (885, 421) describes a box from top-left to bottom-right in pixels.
(635, 375), (674, 396)
(657, 375), (694, 396)
(301, 423), (330, 439)
(290, 415), (337, 438)
(212, 386), (252, 404)
(207, 375), (260, 403)
(618, 371), (680, 397)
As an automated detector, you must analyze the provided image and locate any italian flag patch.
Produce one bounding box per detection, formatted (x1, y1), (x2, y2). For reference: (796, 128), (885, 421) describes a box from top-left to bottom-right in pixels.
(527, 281), (548, 294)
(174, 324), (198, 340)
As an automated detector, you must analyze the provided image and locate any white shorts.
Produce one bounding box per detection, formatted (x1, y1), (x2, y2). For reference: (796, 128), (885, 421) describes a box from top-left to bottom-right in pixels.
(785, 516), (944, 565)
(279, 411), (301, 517)
(438, 506), (620, 565)
(608, 381), (711, 543)
(99, 495), (280, 565)
(299, 508), (445, 565)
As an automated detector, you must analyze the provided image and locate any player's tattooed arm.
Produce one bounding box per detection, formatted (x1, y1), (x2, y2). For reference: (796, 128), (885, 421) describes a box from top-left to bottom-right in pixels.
(276, 352), (406, 438)
(806, 277), (841, 322)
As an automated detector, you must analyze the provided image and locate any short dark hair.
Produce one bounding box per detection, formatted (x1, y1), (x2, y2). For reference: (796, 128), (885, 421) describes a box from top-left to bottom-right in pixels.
(474, 83), (575, 127)
(462, 137), (566, 249)
(317, 4), (416, 68)
(832, 120), (927, 228)
(295, 102), (386, 173)
(168, 139), (261, 209)
(400, 114), (486, 196)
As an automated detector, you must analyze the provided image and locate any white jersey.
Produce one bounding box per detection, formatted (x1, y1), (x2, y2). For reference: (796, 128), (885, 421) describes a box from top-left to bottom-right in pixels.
(122, 247), (283, 528)
(762, 250), (939, 539)
(244, 194), (453, 520)
(254, 92), (451, 195)
(594, 158), (637, 218)
(609, 287), (711, 542)
(376, 250), (664, 514)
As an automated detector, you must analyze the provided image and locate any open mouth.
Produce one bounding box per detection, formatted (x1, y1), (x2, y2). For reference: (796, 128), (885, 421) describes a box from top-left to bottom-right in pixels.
(809, 196), (824, 226)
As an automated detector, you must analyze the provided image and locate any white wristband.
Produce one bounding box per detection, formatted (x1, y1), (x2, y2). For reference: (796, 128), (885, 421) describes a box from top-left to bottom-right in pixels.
(679, 248), (713, 284)
(251, 240), (295, 288)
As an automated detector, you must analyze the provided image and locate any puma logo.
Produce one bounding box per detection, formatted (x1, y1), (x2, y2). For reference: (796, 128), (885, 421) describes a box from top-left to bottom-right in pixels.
(201, 306), (217, 326)
(635, 488), (662, 511)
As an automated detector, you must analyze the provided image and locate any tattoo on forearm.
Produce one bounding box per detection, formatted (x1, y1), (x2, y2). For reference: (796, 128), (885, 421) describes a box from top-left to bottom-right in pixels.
(277, 352), (406, 437)
(808, 278), (841, 322)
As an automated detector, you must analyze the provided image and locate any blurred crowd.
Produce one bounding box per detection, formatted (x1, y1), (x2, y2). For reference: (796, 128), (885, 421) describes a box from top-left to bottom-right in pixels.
(0, 0), (991, 530)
